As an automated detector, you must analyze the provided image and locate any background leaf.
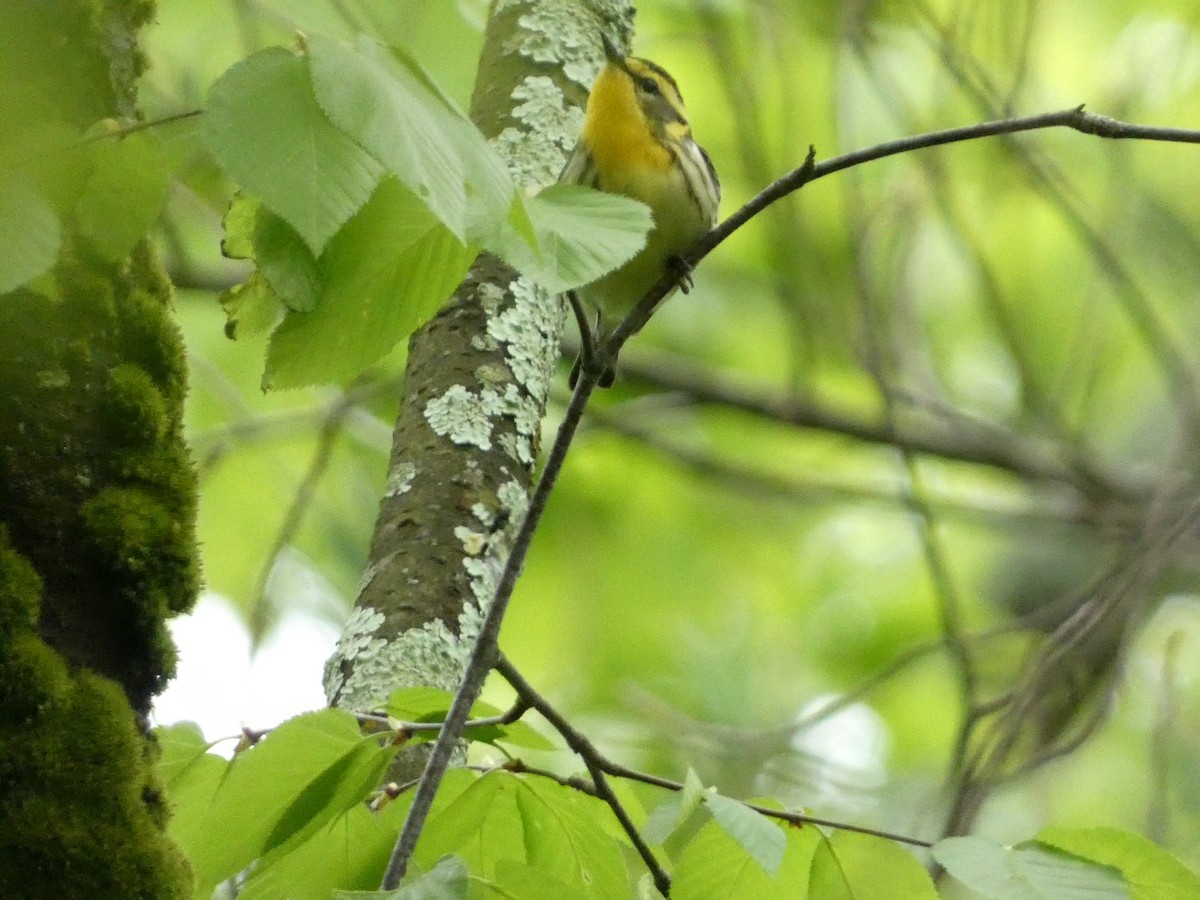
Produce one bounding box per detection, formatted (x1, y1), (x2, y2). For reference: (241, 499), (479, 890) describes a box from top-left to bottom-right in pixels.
(934, 835), (1128, 900)
(75, 132), (169, 261)
(0, 173), (59, 294)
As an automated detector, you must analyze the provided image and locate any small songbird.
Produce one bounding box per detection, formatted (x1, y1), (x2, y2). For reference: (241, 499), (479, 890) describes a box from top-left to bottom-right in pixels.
(560, 33), (720, 387)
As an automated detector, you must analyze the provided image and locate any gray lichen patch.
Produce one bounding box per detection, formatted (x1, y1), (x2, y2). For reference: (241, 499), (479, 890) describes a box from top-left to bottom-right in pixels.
(509, 4), (603, 88)
(516, 76), (586, 152)
(454, 524), (487, 557)
(323, 600), (487, 711)
(497, 479), (530, 523)
(384, 462), (417, 498)
(488, 275), (562, 398)
(424, 385), (497, 451)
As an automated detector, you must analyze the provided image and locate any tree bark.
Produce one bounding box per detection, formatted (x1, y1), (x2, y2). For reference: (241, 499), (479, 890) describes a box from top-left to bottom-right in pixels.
(322, 0), (634, 776)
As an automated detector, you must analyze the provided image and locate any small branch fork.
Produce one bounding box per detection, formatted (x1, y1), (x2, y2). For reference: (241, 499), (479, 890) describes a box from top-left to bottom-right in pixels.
(376, 106), (1200, 890)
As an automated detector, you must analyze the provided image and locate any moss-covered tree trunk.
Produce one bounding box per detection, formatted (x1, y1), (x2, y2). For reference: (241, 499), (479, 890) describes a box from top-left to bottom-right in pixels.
(0, 1), (199, 896)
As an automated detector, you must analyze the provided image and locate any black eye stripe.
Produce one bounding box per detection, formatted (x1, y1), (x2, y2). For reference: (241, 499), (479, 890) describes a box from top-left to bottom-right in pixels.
(639, 77), (659, 94)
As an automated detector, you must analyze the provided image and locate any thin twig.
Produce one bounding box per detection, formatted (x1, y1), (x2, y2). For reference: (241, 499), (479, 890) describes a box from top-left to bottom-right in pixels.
(247, 389), (357, 640)
(496, 657), (672, 894)
(497, 657), (934, 851)
(609, 107), (1200, 354)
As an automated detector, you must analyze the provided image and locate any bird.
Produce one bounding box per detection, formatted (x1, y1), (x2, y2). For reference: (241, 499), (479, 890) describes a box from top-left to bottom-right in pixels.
(559, 33), (720, 387)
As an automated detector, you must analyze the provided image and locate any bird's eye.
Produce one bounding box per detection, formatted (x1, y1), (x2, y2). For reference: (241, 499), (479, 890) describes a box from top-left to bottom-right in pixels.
(639, 77), (660, 95)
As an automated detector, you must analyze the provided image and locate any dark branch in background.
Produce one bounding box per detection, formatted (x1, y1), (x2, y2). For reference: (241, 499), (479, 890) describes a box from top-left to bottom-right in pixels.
(579, 398), (1090, 530)
(380, 108), (1200, 889)
(605, 345), (1144, 504)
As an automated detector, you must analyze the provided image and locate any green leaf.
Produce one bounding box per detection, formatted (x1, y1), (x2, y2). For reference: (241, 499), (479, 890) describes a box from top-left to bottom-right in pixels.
(417, 770), (525, 873)
(74, 132), (169, 261)
(333, 855), (470, 899)
(153, 721), (218, 784)
(221, 191), (259, 260)
(644, 768), (708, 846)
(261, 733), (400, 858)
(513, 777), (629, 900)
(1037, 827), (1198, 900)
(206, 46), (384, 254)
(672, 816), (819, 900)
(386, 686), (459, 722)
(487, 719), (555, 751)
(219, 271), (284, 340)
(168, 708), (368, 896)
(704, 793), (787, 877)
(809, 830), (937, 900)
(263, 177), (474, 389)
(934, 835), (1128, 900)
(239, 799), (412, 900)
(384, 686), (553, 750)
(493, 184), (652, 293)
(308, 34), (514, 244)
(491, 860), (589, 900)
(0, 172), (59, 293)
(255, 208), (322, 312)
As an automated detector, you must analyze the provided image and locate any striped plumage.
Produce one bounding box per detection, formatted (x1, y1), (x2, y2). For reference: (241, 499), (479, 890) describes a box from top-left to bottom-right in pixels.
(560, 34), (720, 386)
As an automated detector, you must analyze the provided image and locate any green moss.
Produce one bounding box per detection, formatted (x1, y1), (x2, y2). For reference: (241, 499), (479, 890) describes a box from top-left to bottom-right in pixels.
(103, 364), (168, 445)
(0, 638), (192, 899)
(121, 283), (188, 408)
(82, 487), (172, 579)
(0, 526), (41, 639)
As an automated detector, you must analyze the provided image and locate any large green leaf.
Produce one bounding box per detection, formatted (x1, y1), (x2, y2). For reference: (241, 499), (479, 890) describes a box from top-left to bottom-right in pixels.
(417, 770), (525, 873)
(498, 184), (652, 293)
(672, 816), (819, 900)
(168, 708), (369, 896)
(0, 172), (59, 294)
(808, 831), (937, 900)
(704, 793), (787, 878)
(333, 855), (470, 899)
(261, 733), (400, 858)
(1037, 827), (1199, 900)
(206, 46), (384, 254)
(308, 34), (514, 244)
(934, 835), (1128, 900)
(513, 777), (629, 899)
(239, 800), (411, 900)
(263, 177), (474, 389)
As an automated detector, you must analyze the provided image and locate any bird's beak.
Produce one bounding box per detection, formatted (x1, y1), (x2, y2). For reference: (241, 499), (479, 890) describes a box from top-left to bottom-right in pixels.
(600, 32), (622, 65)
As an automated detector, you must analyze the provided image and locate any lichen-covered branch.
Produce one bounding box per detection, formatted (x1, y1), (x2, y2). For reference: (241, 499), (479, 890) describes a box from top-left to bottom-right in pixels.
(322, 0), (635, 774)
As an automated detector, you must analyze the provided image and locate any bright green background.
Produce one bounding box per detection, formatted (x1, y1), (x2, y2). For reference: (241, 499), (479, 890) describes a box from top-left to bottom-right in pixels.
(140, 0), (1200, 867)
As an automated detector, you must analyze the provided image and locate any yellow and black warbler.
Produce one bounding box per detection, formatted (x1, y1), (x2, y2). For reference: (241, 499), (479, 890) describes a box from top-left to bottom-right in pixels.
(560, 34), (720, 387)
